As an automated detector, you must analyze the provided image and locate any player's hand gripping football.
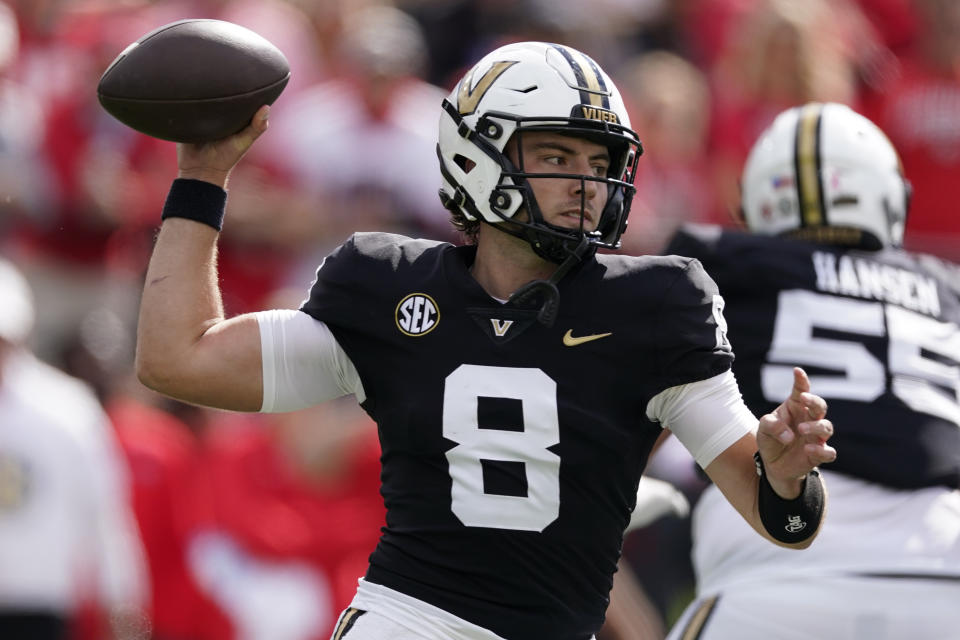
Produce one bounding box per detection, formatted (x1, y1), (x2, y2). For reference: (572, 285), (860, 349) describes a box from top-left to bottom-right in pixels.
(756, 367), (836, 498)
(176, 104), (270, 189)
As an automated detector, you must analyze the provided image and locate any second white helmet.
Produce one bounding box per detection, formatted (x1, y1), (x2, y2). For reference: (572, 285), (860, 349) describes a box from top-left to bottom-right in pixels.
(741, 102), (909, 249)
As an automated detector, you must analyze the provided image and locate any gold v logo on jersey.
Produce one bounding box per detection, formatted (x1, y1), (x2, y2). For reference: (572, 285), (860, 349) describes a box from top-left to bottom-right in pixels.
(562, 329), (612, 347)
(490, 319), (514, 337)
(468, 307), (537, 344)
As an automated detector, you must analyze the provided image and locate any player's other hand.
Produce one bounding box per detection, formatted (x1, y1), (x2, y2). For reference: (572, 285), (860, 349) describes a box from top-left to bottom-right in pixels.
(176, 104), (270, 188)
(757, 367), (836, 498)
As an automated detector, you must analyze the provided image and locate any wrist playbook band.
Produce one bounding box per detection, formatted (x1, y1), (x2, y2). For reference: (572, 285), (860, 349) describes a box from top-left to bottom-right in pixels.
(754, 451), (825, 544)
(161, 178), (227, 231)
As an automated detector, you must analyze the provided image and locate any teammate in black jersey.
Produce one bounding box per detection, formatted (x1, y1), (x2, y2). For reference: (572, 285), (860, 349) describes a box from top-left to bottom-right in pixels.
(135, 42), (836, 640)
(665, 102), (960, 640)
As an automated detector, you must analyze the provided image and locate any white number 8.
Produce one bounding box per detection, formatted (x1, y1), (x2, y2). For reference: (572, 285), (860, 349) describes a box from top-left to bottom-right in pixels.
(443, 365), (561, 531)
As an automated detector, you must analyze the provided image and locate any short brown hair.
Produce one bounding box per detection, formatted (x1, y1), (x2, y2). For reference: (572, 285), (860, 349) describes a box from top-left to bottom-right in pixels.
(448, 207), (481, 244)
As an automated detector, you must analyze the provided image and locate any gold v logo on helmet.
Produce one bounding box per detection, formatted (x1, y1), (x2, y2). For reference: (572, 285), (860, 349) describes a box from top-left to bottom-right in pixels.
(457, 61), (517, 116)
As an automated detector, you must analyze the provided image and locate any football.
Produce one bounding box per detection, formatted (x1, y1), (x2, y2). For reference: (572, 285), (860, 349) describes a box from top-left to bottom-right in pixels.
(97, 19), (290, 143)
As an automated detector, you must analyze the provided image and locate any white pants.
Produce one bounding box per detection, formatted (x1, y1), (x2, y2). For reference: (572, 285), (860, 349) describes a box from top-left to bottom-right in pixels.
(330, 579), (596, 640)
(330, 607), (425, 640)
(329, 579), (504, 640)
(666, 574), (960, 640)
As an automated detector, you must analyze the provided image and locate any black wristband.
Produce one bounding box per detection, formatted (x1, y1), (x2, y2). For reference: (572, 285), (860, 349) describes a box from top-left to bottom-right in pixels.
(161, 178), (227, 231)
(754, 452), (825, 544)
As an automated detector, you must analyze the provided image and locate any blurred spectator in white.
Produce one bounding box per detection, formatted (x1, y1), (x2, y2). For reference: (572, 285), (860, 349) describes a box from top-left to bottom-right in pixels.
(0, 256), (149, 640)
(617, 50), (716, 255)
(258, 3), (453, 281)
(861, 0), (960, 261)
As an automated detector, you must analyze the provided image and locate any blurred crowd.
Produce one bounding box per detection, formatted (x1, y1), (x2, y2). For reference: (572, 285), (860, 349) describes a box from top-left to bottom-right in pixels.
(0, 0), (957, 638)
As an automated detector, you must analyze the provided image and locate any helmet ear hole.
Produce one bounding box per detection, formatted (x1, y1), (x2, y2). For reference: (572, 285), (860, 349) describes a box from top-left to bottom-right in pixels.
(477, 116), (504, 140)
(490, 190), (512, 211)
(453, 154), (475, 173)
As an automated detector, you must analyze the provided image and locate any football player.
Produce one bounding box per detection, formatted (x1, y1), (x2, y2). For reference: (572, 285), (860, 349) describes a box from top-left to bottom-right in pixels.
(135, 42), (835, 640)
(665, 102), (960, 639)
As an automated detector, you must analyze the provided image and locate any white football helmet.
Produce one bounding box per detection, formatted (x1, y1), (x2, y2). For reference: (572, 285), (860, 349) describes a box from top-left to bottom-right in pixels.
(437, 41), (642, 263)
(741, 102), (910, 249)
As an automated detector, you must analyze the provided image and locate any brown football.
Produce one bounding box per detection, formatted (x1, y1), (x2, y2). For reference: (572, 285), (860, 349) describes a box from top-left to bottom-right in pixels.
(97, 19), (290, 143)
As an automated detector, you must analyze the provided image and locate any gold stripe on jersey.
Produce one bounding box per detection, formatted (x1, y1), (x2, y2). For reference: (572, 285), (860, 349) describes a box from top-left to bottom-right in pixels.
(331, 607), (364, 640)
(795, 102), (825, 228)
(679, 595), (719, 640)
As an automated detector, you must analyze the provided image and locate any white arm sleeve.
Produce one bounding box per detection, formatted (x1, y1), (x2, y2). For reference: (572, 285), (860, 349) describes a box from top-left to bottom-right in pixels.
(256, 309), (365, 412)
(646, 369), (757, 469)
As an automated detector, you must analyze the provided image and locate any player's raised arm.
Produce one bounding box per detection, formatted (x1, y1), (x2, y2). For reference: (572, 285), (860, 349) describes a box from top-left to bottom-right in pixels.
(135, 107), (270, 411)
(705, 367), (836, 549)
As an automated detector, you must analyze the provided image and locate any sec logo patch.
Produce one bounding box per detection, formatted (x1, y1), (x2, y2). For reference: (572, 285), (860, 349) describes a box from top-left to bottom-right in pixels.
(396, 293), (440, 336)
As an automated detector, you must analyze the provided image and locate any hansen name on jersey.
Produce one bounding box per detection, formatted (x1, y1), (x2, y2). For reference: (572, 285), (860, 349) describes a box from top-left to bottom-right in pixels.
(668, 224), (960, 490)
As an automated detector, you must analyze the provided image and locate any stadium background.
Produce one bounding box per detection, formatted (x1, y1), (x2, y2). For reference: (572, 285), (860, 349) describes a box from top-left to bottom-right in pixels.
(0, 0), (957, 638)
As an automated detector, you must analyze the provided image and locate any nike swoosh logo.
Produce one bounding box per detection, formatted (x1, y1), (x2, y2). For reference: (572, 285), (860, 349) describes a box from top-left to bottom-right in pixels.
(562, 330), (613, 347)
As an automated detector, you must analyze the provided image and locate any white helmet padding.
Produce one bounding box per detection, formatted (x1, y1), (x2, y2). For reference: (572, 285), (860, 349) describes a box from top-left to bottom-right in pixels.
(741, 102), (910, 249)
(437, 41), (642, 263)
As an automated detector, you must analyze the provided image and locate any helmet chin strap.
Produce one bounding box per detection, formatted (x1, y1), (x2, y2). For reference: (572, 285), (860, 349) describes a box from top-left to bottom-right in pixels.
(507, 235), (592, 327)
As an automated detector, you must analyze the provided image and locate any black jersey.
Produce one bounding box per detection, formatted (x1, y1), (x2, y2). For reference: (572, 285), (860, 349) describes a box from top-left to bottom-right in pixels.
(667, 224), (960, 490)
(300, 232), (732, 639)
